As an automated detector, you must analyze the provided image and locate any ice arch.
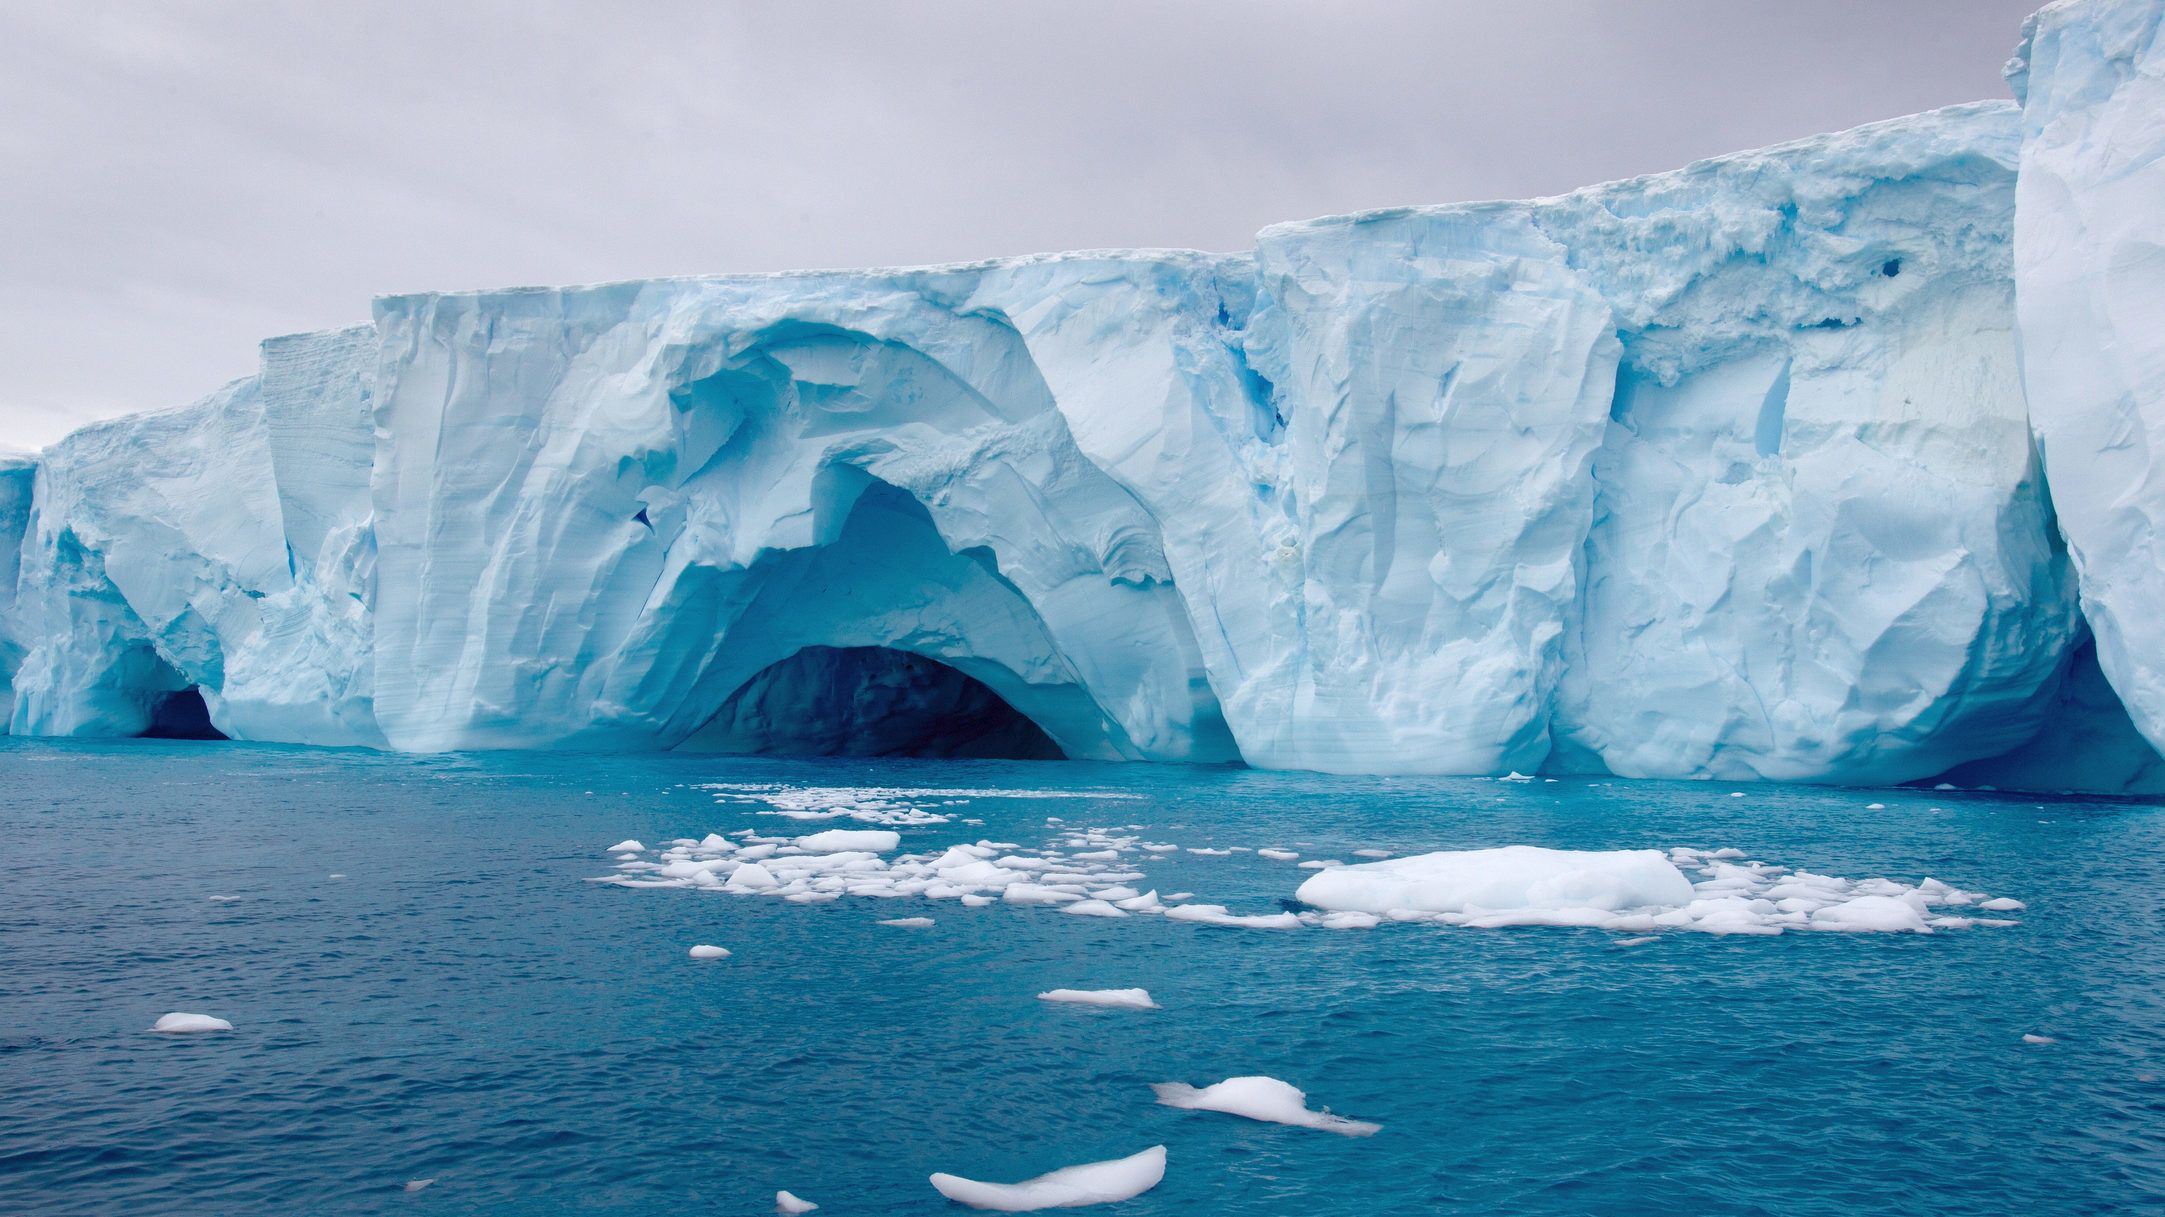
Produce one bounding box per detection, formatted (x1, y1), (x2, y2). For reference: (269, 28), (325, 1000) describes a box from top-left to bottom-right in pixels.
(682, 646), (1064, 759)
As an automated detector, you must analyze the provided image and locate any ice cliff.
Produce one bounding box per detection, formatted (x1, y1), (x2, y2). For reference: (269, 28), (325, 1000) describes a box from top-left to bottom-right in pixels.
(4, 0), (2163, 795)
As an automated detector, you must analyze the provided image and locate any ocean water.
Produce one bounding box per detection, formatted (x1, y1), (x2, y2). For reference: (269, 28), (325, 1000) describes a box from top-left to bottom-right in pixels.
(2, 738), (2160, 1216)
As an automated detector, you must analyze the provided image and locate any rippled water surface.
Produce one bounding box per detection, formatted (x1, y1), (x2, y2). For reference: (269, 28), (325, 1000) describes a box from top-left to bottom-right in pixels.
(3, 739), (2161, 1215)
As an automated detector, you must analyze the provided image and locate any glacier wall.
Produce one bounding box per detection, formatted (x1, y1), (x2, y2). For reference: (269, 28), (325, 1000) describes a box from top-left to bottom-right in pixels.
(3, 0), (2162, 794)
(2011, 0), (2165, 763)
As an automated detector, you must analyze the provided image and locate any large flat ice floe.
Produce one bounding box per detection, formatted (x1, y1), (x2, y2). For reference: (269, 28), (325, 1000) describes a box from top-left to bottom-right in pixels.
(1296, 846), (2017, 935)
(5, 0), (2163, 796)
(928, 1145), (1166, 1212)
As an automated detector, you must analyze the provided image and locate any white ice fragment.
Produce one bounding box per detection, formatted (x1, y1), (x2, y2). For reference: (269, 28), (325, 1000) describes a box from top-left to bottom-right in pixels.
(1037, 988), (1159, 1010)
(796, 829), (900, 853)
(2022, 1033), (2055, 1045)
(776, 1189), (818, 1213)
(1979, 897), (2025, 911)
(1865, 803), (1887, 810)
(1809, 896), (1931, 933)
(928, 1145), (1165, 1212)
(688, 944), (732, 959)
(1612, 935), (1657, 947)
(1164, 903), (1302, 929)
(1352, 849), (1393, 859)
(879, 917), (935, 928)
(1297, 847), (1694, 918)
(208, 895), (241, 903)
(1151, 1075), (1380, 1136)
(405, 1178), (435, 1194)
(1062, 900), (1130, 918)
(1257, 848), (1300, 861)
(151, 1012), (233, 1034)
(607, 839), (646, 853)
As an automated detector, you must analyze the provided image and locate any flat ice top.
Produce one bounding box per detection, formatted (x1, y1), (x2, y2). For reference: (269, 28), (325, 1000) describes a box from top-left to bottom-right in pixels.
(929, 1145), (1166, 1212)
(1295, 846), (1695, 916)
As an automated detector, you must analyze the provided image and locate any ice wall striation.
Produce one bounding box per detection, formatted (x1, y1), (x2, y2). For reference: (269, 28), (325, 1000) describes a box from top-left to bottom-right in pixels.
(3, 1), (2161, 796)
(0, 453), (34, 723)
(2011, 0), (2165, 760)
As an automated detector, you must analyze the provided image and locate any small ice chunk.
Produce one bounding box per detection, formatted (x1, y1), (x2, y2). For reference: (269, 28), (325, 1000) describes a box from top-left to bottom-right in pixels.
(405, 1179), (435, 1194)
(1865, 803), (1887, 810)
(1061, 899), (1129, 918)
(1164, 903), (1302, 929)
(1809, 896), (1931, 934)
(1979, 897), (2025, 912)
(608, 839), (646, 853)
(2022, 1033), (2056, 1045)
(928, 1145), (1165, 1211)
(1152, 1075), (1380, 1136)
(327, 873), (347, 880)
(1257, 848), (1299, 861)
(796, 829), (900, 853)
(1352, 849), (1392, 859)
(688, 944), (732, 960)
(1612, 936), (1657, 947)
(151, 1012), (233, 1034)
(776, 1189), (818, 1213)
(207, 895), (241, 903)
(1498, 771), (1533, 783)
(879, 917), (935, 928)
(1037, 988), (1159, 1010)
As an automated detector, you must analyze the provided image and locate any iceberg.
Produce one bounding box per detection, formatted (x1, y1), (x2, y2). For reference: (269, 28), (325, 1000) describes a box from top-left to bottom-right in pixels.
(2010, 0), (2165, 760)
(2, 0), (2161, 794)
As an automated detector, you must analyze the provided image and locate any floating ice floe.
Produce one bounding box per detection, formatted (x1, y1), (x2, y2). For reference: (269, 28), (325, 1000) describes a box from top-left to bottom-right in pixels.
(795, 829), (900, 853)
(2022, 1033), (2056, 1045)
(928, 1145), (1166, 1211)
(600, 815), (2016, 940)
(607, 839), (646, 853)
(151, 1012), (233, 1034)
(1294, 846), (2018, 936)
(775, 1189), (818, 1213)
(688, 944), (731, 959)
(1256, 848), (1300, 861)
(207, 894), (241, 903)
(404, 1179), (435, 1194)
(878, 917), (935, 928)
(1152, 1075), (1380, 1136)
(1037, 988), (1159, 1010)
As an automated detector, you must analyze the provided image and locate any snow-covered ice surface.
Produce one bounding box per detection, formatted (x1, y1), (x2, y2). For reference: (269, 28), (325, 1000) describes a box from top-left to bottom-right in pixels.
(4, 46), (2161, 793)
(929, 1145), (1166, 1212)
(1151, 1076), (1380, 1136)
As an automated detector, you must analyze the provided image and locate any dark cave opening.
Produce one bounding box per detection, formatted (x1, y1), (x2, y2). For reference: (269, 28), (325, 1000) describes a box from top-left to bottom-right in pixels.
(686, 645), (1065, 760)
(142, 687), (229, 740)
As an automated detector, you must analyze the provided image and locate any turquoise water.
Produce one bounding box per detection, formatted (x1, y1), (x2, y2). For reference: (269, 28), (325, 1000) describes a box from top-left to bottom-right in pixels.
(2, 738), (2160, 1215)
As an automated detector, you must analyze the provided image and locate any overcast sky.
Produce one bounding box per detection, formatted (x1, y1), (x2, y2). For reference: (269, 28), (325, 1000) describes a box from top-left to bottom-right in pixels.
(1, 0), (2040, 451)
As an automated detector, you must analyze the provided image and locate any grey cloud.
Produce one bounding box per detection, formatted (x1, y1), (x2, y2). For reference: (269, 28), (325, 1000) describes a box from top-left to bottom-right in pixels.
(0, 0), (2038, 450)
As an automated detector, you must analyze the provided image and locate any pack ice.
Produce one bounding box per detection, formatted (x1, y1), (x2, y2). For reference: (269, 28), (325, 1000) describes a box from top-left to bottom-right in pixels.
(2, 0), (2161, 794)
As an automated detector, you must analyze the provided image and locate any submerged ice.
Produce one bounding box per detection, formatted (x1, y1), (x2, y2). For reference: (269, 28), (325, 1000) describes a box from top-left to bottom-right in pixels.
(3, 0), (2163, 793)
